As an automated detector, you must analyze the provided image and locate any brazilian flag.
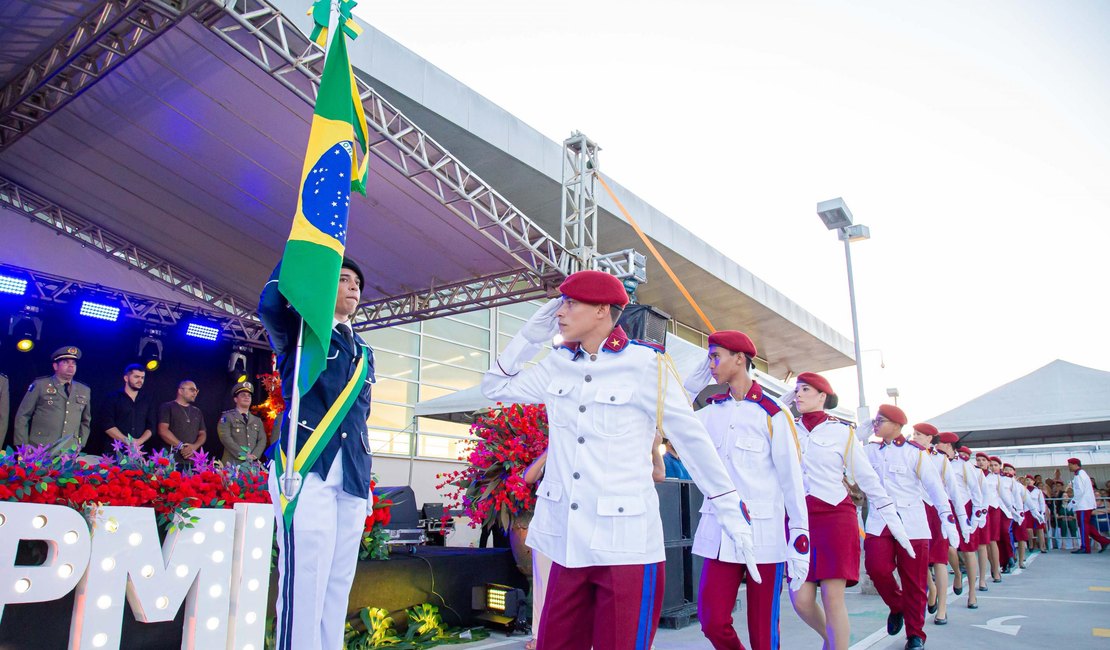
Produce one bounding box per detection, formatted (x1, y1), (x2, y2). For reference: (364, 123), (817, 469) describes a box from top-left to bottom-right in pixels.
(278, 23), (370, 397)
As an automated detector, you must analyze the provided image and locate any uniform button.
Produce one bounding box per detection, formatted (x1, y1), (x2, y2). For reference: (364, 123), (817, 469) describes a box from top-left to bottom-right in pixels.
(609, 396), (616, 402)
(578, 405), (586, 413)
(558, 389), (564, 394)
(618, 507), (625, 513)
(341, 432), (348, 439)
(589, 354), (597, 362)
(577, 436), (585, 444)
(585, 375), (592, 382)
(571, 503), (579, 510)
(546, 491), (551, 497)
(573, 472), (581, 479)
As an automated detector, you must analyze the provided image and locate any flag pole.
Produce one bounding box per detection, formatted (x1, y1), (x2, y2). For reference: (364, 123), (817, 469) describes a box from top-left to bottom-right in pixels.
(281, 0), (340, 500)
(281, 318), (306, 498)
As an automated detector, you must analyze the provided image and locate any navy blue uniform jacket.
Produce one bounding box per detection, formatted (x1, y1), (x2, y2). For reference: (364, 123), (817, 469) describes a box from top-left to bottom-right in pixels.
(258, 266), (375, 498)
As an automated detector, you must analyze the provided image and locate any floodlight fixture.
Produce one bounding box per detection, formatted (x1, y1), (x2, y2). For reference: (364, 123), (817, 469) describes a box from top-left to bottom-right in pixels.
(228, 345), (249, 383)
(139, 328), (164, 371)
(185, 321), (220, 342)
(0, 273), (28, 296)
(816, 197), (854, 230)
(9, 307), (42, 352)
(79, 299), (121, 322)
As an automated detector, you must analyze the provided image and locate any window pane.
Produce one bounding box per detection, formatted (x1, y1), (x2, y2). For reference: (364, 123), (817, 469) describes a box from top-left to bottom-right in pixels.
(367, 403), (413, 430)
(419, 417), (474, 437)
(497, 313), (525, 336)
(418, 434), (474, 461)
(499, 301), (540, 320)
(375, 353), (419, 380)
(420, 363), (483, 391)
(423, 318), (489, 348)
(363, 327), (419, 356)
(369, 429), (411, 455)
(423, 337), (489, 371)
(372, 378), (418, 404)
(419, 384), (455, 401)
(446, 310), (489, 328)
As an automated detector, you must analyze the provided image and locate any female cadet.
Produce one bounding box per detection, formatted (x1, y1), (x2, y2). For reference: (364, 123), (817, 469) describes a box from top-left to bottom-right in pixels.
(787, 373), (914, 650)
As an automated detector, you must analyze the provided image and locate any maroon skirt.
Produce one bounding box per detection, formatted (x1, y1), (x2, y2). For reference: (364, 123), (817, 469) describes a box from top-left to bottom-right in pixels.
(804, 494), (860, 586)
(925, 504), (949, 564)
(956, 501), (977, 553)
(1013, 514), (1030, 542)
(987, 506), (1002, 542)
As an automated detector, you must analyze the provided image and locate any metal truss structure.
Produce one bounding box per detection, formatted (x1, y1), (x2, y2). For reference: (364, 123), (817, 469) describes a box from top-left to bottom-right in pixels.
(0, 0), (202, 152)
(0, 262), (269, 347)
(0, 176), (262, 324)
(194, 0), (573, 328)
(560, 131), (600, 272)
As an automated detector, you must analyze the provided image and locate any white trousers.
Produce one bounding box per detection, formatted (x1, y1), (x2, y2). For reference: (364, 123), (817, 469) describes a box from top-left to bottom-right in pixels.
(269, 459), (367, 650)
(532, 549), (553, 634)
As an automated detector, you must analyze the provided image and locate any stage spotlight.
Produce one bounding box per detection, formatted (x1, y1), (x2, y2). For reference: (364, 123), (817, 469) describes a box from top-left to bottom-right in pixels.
(79, 299), (120, 322)
(472, 583), (525, 629)
(185, 321), (220, 342)
(0, 273), (27, 296)
(9, 307), (42, 352)
(228, 345), (249, 383)
(138, 328), (163, 371)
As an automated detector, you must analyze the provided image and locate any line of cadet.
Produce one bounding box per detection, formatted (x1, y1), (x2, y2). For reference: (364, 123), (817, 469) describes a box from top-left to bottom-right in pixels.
(0, 346), (266, 466)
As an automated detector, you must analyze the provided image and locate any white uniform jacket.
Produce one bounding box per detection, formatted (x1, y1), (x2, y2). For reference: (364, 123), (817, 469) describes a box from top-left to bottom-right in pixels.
(998, 475), (1020, 519)
(1008, 478), (1027, 519)
(864, 438), (953, 540)
(796, 415), (894, 510)
(953, 457), (986, 524)
(982, 471), (1001, 509)
(482, 328), (744, 568)
(923, 450), (963, 513)
(1022, 487), (1043, 522)
(1072, 469), (1097, 511)
(690, 382), (808, 564)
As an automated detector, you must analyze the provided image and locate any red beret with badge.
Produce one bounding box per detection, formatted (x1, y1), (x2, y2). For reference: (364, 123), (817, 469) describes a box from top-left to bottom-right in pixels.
(707, 330), (757, 357)
(912, 422), (939, 437)
(878, 404), (908, 426)
(558, 270), (629, 307)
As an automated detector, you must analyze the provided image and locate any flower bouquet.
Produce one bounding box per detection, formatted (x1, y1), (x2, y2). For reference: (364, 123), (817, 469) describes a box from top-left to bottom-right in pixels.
(359, 479), (394, 560)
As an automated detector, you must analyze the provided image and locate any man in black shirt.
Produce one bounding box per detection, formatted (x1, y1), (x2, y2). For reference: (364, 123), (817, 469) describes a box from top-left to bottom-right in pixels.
(95, 364), (155, 454)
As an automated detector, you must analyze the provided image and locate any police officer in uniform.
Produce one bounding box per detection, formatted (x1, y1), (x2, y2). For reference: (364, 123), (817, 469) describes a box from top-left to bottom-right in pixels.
(217, 381), (267, 466)
(0, 372), (9, 448)
(13, 346), (92, 453)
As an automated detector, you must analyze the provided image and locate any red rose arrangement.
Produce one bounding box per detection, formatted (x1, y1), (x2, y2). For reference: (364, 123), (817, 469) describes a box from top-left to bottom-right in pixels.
(359, 479), (394, 560)
(436, 403), (548, 531)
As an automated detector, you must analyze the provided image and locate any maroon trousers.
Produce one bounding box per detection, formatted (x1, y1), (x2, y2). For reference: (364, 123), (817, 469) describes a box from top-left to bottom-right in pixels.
(1078, 510), (1110, 552)
(864, 535), (931, 642)
(537, 561), (664, 650)
(697, 559), (786, 650)
(998, 513), (1014, 566)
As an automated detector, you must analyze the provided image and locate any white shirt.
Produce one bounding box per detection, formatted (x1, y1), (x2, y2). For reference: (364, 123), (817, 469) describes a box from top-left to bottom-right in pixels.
(1008, 477), (1027, 517)
(982, 471), (1001, 508)
(953, 457), (986, 521)
(1072, 469), (1097, 511)
(689, 382), (808, 564)
(796, 415), (894, 511)
(482, 330), (744, 568)
(923, 450), (963, 511)
(864, 438), (953, 540)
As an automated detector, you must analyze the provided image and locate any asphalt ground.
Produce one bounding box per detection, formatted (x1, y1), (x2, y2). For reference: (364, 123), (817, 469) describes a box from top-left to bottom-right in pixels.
(453, 547), (1110, 649)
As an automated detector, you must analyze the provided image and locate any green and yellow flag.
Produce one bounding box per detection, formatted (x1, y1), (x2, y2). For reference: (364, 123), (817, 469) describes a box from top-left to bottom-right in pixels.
(278, 14), (370, 397)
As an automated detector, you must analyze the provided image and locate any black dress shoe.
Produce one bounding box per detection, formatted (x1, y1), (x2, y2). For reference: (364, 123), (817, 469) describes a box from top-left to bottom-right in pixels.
(968, 601), (979, 609)
(954, 585), (963, 595)
(927, 600), (938, 615)
(1100, 545), (1108, 554)
(934, 616), (948, 625)
(1001, 566), (1012, 574)
(1072, 549), (1089, 554)
(978, 585), (989, 592)
(887, 611), (904, 636)
(992, 578), (1002, 583)
(905, 636), (925, 649)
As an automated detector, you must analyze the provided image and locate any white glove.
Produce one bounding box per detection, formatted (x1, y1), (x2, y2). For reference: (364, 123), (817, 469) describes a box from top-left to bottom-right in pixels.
(960, 517), (972, 545)
(786, 529), (811, 592)
(682, 355), (713, 398)
(712, 493), (762, 584)
(943, 517), (961, 549)
(975, 509), (988, 531)
(780, 387), (798, 409)
(876, 503), (916, 558)
(521, 299), (561, 344)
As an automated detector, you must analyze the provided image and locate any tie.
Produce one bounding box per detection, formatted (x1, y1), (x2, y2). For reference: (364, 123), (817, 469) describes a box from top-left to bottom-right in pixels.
(340, 324), (355, 350)
(63, 383), (70, 398)
(242, 413), (249, 426)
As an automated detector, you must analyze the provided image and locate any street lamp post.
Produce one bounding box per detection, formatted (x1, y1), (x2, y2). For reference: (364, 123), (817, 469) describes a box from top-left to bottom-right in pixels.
(817, 197), (871, 425)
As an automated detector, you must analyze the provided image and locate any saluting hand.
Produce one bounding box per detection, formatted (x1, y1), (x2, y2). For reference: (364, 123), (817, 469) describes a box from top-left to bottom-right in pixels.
(521, 299), (562, 344)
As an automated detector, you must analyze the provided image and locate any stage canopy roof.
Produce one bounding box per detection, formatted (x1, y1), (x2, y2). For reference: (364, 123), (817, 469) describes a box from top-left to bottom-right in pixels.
(929, 360), (1110, 447)
(0, 0), (853, 376)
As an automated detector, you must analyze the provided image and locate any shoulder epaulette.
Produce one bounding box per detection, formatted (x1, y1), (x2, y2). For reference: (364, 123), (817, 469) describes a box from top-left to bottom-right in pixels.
(907, 440), (927, 451)
(754, 394), (782, 417)
(629, 339), (664, 353)
(705, 391), (732, 405)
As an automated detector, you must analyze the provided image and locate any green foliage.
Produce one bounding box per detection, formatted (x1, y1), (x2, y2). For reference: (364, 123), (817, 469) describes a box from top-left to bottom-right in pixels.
(342, 603), (490, 649)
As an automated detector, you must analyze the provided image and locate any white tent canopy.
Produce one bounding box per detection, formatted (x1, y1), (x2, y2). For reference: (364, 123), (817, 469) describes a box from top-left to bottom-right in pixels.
(928, 360), (1110, 447)
(414, 332), (796, 421)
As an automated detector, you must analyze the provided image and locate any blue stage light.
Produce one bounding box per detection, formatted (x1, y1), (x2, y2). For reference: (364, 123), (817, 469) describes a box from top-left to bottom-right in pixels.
(185, 322), (220, 341)
(0, 274), (27, 295)
(79, 300), (120, 322)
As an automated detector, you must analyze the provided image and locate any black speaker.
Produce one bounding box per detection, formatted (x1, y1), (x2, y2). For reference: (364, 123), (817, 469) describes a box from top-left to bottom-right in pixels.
(421, 503), (446, 520)
(617, 304), (670, 347)
(662, 545), (690, 610)
(375, 486), (419, 528)
(657, 481), (683, 542)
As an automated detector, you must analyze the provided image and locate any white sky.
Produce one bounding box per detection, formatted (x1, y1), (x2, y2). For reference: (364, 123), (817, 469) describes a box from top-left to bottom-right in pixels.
(356, 0), (1110, 423)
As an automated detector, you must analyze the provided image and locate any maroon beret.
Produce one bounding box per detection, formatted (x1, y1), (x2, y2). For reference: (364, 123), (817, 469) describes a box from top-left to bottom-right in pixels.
(1067, 457), (1081, 466)
(708, 330), (757, 357)
(912, 422), (939, 437)
(878, 404), (907, 426)
(558, 270), (628, 307)
(796, 371), (838, 409)
(989, 456), (1002, 463)
(938, 431), (959, 444)
(1024, 475), (1034, 480)
(1003, 463), (1015, 471)
(958, 446), (972, 455)
(974, 451), (989, 459)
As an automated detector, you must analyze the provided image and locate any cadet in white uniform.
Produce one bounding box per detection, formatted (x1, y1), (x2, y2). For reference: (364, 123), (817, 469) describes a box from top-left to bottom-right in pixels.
(682, 330), (808, 650)
(948, 442), (986, 607)
(788, 373), (912, 650)
(482, 270), (759, 650)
